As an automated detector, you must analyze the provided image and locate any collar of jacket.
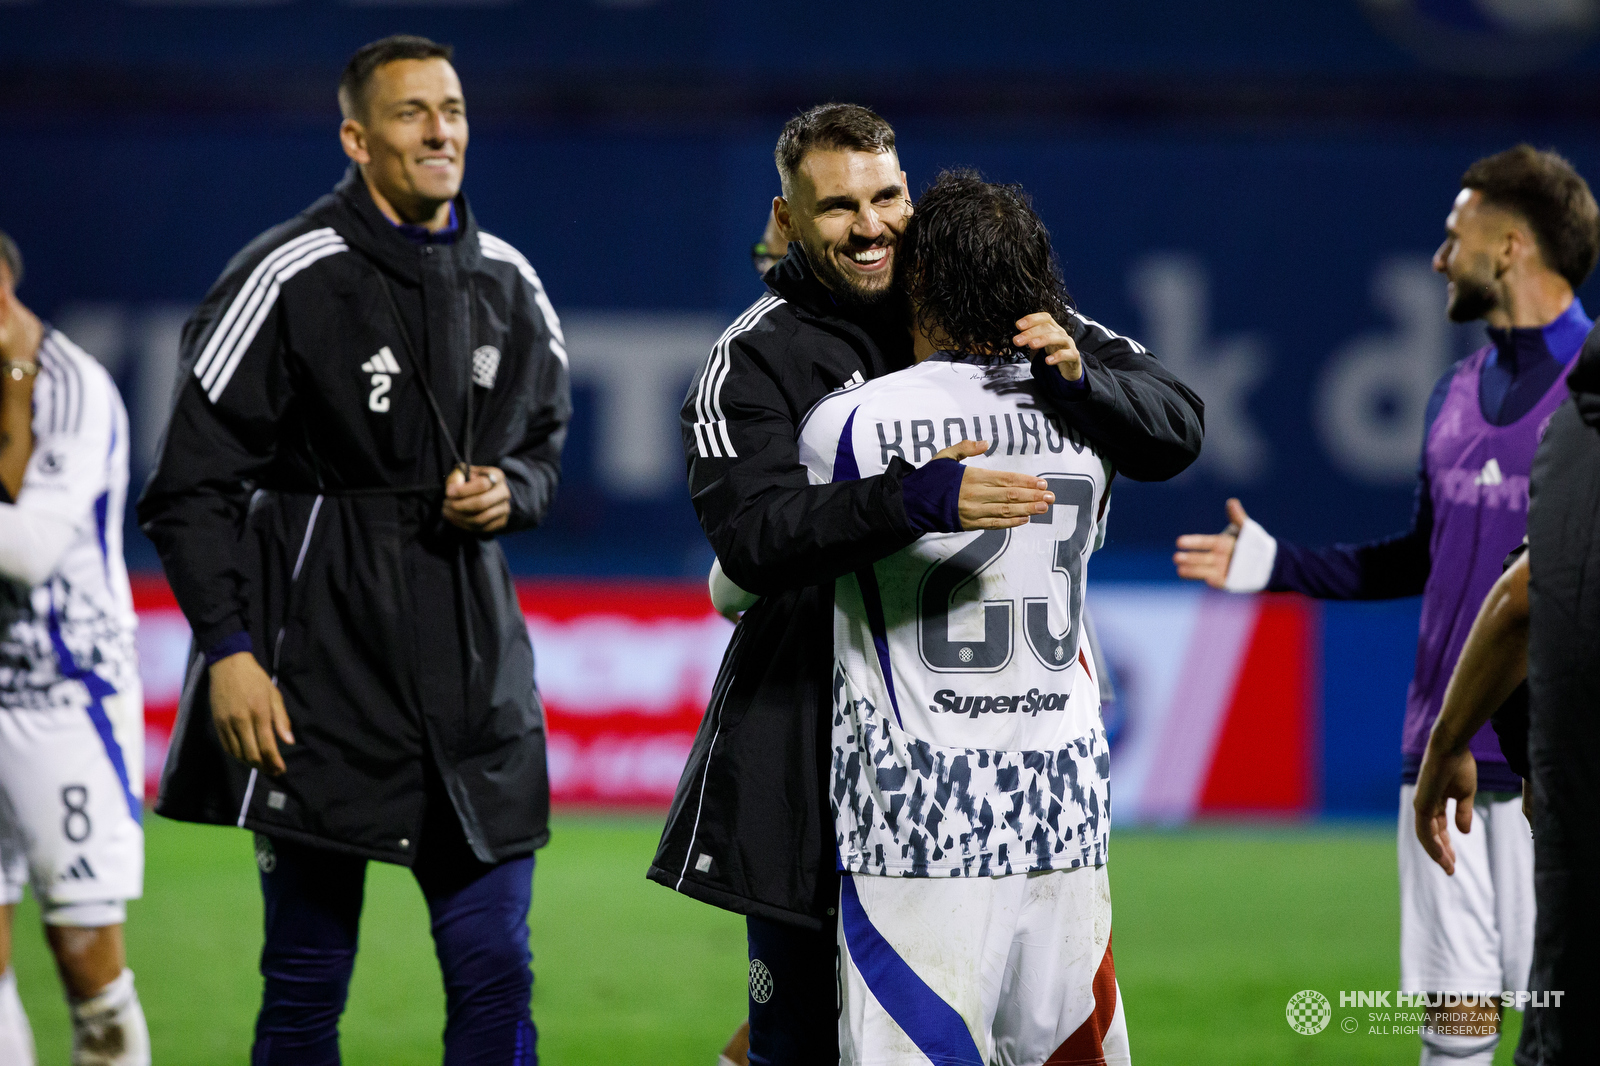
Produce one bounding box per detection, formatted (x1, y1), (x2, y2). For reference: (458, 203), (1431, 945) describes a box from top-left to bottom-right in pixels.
(330, 164), (484, 282)
(764, 244), (913, 368)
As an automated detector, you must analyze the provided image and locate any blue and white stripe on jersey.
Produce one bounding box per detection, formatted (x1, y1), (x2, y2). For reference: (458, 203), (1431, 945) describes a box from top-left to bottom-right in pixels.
(193, 227), (348, 403)
(690, 295), (786, 459)
(38, 330), (86, 435)
(478, 231), (568, 368)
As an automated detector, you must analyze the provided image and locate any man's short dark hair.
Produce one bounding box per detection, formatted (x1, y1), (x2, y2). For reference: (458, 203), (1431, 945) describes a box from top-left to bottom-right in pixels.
(1462, 145), (1600, 291)
(0, 230), (20, 288)
(339, 34), (454, 121)
(902, 169), (1073, 358)
(774, 103), (896, 196)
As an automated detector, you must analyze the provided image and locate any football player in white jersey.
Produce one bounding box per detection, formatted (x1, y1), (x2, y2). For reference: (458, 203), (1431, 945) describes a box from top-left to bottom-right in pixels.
(0, 232), (148, 1066)
(793, 173), (1130, 1065)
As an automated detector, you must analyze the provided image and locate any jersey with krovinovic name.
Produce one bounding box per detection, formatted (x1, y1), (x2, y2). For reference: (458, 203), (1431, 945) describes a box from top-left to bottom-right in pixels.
(798, 352), (1113, 878)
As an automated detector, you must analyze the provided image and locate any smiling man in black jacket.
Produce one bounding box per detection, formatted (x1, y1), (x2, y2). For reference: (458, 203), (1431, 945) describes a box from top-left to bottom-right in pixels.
(650, 104), (1203, 1066)
(138, 35), (568, 1065)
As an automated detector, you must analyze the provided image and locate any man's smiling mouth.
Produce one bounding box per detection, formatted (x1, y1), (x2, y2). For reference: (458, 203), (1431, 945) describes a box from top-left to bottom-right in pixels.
(849, 248), (887, 264)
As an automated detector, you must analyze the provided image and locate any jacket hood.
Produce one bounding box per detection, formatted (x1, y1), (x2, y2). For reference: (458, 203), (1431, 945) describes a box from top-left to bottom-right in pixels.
(329, 164), (483, 280)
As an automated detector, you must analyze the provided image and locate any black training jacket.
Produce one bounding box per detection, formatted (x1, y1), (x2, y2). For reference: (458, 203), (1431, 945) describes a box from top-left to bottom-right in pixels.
(648, 246), (1204, 929)
(1523, 328), (1600, 1056)
(138, 167), (571, 865)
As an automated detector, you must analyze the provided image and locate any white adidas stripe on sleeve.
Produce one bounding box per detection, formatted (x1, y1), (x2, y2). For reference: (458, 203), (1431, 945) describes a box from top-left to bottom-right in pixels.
(1070, 308), (1147, 355)
(194, 227), (347, 403)
(689, 295), (784, 459)
(478, 232), (568, 368)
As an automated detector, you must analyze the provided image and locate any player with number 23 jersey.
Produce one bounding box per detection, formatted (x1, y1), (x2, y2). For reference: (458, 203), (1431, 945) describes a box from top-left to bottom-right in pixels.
(799, 356), (1112, 879)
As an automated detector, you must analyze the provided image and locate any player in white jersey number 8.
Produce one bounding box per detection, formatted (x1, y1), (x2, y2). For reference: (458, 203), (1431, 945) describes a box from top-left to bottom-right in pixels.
(0, 233), (150, 1066)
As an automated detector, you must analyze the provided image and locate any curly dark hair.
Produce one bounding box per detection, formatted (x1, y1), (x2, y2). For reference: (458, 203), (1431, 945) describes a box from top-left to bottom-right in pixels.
(902, 169), (1073, 358)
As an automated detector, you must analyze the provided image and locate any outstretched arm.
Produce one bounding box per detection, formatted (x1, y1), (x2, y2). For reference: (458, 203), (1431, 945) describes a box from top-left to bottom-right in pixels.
(1172, 369), (1452, 599)
(1413, 551), (1530, 875)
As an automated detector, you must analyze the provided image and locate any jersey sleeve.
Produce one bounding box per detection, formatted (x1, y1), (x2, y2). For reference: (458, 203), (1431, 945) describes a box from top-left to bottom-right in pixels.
(1031, 307), (1205, 482)
(682, 322), (923, 595)
(19, 340), (118, 533)
(136, 231), (320, 654)
(476, 232), (573, 533)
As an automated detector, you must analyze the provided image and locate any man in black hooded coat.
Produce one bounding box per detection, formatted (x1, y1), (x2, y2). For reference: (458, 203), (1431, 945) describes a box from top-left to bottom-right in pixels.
(138, 36), (568, 1063)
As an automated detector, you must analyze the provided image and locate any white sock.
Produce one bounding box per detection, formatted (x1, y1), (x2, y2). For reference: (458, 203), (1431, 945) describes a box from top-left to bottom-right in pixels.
(0, 967), (37, 1066)
(1419, 1026), (1497, 1065)
(69, 968), (149, 1066)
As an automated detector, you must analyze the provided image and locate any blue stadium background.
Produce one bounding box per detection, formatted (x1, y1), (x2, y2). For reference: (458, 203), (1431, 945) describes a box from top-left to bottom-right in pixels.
(11, 0), (1600, 815)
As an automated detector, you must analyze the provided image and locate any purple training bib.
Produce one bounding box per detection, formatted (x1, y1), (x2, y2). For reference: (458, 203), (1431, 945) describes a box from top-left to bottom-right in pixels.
(1401, 345), (1573, 767)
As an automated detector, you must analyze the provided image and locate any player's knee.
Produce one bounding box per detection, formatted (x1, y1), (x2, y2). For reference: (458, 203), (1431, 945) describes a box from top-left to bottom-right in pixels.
(1423, 1001), (1499, 1031)
(1420, 1004), (1499, 1064)
(42, 911), (126, 998)
(446, 934), (533, 999)
(259, 940), (359, 987)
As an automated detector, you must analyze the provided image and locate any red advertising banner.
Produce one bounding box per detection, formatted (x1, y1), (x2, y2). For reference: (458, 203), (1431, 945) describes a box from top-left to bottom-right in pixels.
(131, 578), (1314, 817)
(517, 581), (731, 806)
(132, 576), (730, 807)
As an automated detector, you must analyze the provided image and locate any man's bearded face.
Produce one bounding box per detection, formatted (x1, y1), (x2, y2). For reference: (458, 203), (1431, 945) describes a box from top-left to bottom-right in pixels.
(781, 149), (910, 306)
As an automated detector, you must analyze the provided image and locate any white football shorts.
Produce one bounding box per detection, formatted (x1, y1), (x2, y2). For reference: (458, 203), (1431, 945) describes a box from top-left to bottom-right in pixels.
(1398, 783), (1533, 999)
(838, 864), (1130, 1066)
(0, 680), (144, 924)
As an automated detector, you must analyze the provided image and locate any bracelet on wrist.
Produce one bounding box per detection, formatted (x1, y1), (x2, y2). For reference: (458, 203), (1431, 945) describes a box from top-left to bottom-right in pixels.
(1, 361), (38, 382)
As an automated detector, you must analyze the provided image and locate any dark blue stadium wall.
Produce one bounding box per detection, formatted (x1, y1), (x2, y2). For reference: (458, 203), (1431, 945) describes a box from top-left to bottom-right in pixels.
(15, 125), (1600, 571)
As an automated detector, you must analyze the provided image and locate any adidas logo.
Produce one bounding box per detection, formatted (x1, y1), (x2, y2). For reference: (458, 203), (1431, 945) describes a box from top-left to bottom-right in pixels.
(361, 347), (402, 375)
(362, 347), (401, 412)
(58, 855), (96, 882)
(1474, 458), (1504, 487)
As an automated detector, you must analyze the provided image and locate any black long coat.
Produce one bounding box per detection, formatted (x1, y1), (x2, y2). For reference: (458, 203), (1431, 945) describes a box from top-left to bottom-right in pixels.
(139, 168), (570, 864)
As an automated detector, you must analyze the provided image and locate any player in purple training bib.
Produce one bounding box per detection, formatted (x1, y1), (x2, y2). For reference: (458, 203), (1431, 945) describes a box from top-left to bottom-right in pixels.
(1174, 145), (1600, 1066)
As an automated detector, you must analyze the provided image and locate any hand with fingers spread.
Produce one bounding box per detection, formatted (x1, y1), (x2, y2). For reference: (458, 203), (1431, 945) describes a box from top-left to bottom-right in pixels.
(934, 439), (1055, 530)
(1173, 498), (1252, 588)
(1413, 746), (1478, 876)
(443, 464), (512, 533)
(1013, 312), (1082, 383)
(209, 651), (295, 776)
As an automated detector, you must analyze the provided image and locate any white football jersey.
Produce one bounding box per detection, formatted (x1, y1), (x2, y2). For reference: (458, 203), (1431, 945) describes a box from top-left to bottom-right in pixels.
(799, 353), (1113, 878)
(0, 329), (138, 711)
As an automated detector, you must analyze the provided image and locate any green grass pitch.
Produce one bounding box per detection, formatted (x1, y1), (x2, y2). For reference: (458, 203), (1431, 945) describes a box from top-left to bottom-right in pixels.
(10, 816), (1520, 1064)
